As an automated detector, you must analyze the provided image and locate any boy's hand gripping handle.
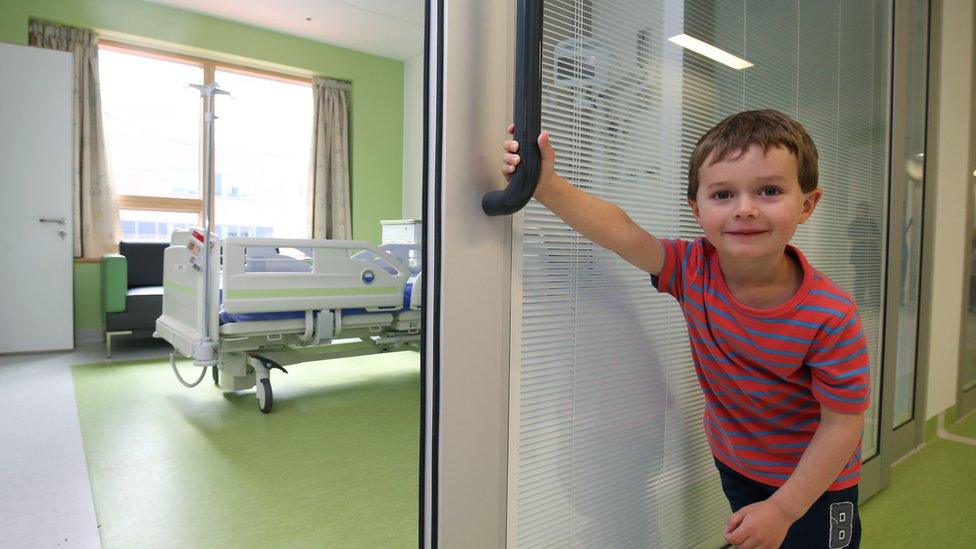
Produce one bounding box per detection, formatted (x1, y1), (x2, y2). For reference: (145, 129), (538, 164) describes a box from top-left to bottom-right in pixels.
(482, 0), (544, 216)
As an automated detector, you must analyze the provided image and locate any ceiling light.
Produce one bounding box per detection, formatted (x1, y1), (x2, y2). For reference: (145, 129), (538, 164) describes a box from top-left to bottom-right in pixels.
(668, 34), (753, 70)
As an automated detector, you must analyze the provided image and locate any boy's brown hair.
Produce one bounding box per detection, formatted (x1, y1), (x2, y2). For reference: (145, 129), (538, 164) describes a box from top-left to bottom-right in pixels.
(686, 109), (819, 200)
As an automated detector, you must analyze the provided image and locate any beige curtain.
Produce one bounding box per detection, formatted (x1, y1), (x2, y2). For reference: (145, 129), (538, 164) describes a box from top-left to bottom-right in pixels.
(29, 20), (121, 258)
(309, 77), (351, 239)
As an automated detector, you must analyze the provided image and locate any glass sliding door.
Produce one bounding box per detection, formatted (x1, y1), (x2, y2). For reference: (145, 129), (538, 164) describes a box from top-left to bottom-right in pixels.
(513, 0), (892, 546)
(893, 0), (928, 430)
(879, 0), (931, 471)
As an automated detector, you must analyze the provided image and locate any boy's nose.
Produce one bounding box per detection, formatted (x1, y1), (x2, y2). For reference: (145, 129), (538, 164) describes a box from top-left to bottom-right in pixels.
(733, 198), (759, 219)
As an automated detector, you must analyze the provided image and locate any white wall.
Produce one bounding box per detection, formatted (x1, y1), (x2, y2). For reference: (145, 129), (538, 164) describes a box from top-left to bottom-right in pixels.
(402, 53), (424, 220)
(925, 0), (973, 419)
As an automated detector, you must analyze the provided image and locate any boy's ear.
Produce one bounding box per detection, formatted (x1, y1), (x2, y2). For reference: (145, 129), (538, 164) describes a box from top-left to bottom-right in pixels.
(799, 188), (824, 224)
(687, 198), (701, 223)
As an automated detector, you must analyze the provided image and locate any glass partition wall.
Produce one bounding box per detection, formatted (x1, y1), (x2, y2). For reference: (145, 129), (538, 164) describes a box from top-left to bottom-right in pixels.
(882, 0), (930, 463)
(514, 0), (892, 546)
(891, 1), (928, 428)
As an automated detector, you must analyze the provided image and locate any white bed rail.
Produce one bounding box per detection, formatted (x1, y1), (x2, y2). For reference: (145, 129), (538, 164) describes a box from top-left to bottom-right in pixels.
(376, 243), (422, 274)
(221, 238), (409, 314)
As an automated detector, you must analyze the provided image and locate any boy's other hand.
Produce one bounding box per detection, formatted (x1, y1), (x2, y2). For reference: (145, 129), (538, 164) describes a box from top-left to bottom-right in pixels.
(501, 123), (557, 198)
(723, 499), (793, 549)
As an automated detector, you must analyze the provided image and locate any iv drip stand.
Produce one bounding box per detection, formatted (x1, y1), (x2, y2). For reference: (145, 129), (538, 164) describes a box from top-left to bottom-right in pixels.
(189, 82), (229, 367)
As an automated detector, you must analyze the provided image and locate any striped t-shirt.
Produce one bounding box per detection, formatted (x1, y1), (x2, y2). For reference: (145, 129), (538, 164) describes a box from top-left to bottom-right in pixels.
(652, 237), (870, 490)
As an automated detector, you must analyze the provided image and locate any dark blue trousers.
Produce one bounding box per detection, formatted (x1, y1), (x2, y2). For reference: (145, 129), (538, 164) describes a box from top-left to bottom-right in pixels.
(714, 458), (861, 549)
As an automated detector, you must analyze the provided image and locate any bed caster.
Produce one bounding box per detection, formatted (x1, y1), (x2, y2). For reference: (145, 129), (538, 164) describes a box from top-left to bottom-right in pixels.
(257, 378), (273, 413)
(248, 354), (283, 413)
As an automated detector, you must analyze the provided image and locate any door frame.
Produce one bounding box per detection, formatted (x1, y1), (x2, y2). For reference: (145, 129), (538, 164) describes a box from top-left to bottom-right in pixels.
(422, 0), (515, 546)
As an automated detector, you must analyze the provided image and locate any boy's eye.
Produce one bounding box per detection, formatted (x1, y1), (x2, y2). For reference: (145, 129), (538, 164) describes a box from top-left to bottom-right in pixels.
(759, 186), (782, 197)
(712, 190), (733, 200)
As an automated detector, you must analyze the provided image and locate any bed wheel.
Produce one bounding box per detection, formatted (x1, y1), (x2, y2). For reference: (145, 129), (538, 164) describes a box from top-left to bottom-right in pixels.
(257, 378), (273, 413)
(212, 365), (219, 385)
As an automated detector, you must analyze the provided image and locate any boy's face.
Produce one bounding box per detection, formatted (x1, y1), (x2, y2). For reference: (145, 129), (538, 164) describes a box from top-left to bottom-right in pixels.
(688, 144), (822, 264)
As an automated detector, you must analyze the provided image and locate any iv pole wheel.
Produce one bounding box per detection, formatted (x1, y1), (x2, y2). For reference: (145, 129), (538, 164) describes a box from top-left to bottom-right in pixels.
(257, 378), (273, 413)
(212, 365), (219, 385)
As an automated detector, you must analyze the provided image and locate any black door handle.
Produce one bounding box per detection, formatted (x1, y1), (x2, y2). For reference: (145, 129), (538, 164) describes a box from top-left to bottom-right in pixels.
(482, 0), (544, 216)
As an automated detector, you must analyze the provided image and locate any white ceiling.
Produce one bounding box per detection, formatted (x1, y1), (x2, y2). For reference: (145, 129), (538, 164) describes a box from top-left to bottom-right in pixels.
(144, 0), (425, 60)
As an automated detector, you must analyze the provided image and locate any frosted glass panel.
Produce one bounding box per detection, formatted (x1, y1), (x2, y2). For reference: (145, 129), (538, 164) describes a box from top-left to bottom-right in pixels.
(516, 0), (890, 546)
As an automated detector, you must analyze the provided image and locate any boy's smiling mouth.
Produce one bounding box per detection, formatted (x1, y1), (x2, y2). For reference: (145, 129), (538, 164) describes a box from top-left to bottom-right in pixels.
(725, 229), (768, 236)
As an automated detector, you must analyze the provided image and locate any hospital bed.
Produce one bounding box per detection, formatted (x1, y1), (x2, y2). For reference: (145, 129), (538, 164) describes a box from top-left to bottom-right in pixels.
(154, 230), (421, 413)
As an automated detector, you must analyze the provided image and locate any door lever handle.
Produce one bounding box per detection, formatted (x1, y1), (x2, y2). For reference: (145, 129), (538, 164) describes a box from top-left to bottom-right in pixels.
(39, 217), (67, 225)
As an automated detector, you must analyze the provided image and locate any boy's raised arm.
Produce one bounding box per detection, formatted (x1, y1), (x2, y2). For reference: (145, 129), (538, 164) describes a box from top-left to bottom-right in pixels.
(502, 126), (665, 275)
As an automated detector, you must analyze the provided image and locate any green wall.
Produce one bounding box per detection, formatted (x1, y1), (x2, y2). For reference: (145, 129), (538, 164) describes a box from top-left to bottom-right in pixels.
(74, 263), (102, 330)
(0, 0), (405, 332)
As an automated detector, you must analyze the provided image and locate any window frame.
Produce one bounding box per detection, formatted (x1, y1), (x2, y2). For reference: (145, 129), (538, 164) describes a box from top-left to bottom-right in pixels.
(98, 40), (313, 234)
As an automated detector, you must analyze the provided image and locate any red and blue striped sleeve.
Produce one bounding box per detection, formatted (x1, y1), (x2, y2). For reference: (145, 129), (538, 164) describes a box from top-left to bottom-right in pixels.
(807, 309), (871, 413)
(651, 238), (688, 301)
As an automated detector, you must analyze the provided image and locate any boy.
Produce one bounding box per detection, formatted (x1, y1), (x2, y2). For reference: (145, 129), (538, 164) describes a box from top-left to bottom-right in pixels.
(501, 110), (869, 549)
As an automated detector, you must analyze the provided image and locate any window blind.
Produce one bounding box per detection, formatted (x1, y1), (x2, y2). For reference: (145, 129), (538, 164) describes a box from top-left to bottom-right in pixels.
(515, 0), (890, 546)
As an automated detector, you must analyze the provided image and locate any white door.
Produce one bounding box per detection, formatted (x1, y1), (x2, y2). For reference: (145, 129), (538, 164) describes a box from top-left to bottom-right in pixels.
(0, 43), (74, 353)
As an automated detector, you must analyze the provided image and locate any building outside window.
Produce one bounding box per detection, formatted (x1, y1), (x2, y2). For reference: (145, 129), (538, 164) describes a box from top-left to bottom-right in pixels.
(98, 43), (313, 241)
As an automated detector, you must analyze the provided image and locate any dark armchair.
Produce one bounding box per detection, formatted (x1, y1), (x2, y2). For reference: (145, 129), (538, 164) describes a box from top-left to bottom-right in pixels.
(101, 241), (169, 357)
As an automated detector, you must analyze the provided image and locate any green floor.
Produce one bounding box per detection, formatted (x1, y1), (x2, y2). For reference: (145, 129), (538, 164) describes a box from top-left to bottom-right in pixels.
(72, 352), (420, 549)
(73, 353), (976, 548)
(860, 410), (976, 548)
(950, 408), (976, 439)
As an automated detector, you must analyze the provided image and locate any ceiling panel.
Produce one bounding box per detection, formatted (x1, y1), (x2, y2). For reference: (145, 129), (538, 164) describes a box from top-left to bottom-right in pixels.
(144, 0), (424, 60)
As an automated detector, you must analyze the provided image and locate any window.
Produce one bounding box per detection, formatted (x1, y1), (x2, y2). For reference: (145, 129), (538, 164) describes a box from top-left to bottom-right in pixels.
(214, 69), (312, 239)
(119, 210), (196, 241)
(98, 43), (313, 241)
